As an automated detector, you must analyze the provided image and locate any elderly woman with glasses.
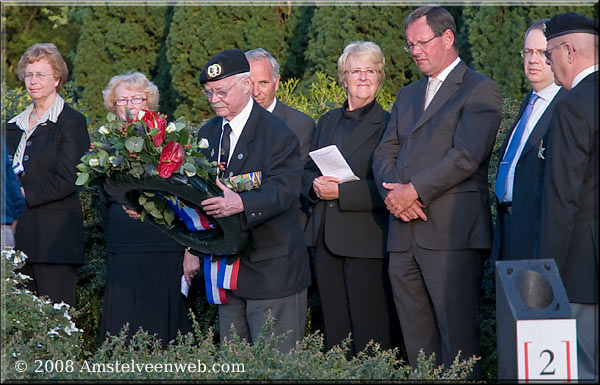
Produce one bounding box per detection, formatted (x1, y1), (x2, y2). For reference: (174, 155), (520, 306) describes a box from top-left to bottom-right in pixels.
(302, 41), (399, 356)
(5, 43), (90, 306)
(98, 72), (190, 345)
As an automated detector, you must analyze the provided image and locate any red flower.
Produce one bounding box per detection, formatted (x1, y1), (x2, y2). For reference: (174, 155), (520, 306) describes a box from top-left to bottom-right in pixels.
(158, 141), (185, 178)
(141, 109), (167, 146)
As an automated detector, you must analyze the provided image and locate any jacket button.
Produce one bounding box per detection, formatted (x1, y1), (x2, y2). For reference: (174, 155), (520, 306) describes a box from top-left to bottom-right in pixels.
(26, 141), (32, 146)
(328, 202), (335, 208)
(251, 213), (256, 217)
(24, 155), (29, 161)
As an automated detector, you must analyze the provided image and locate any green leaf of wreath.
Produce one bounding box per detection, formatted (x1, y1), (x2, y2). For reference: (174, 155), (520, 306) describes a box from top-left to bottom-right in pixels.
(125, 137), (144, 152)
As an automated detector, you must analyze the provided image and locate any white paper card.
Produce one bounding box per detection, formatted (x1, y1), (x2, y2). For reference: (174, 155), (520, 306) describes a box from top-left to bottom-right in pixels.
(180, 275), (189, 297)
(308, 145), (359, 183)
(516, 319), (578, 381)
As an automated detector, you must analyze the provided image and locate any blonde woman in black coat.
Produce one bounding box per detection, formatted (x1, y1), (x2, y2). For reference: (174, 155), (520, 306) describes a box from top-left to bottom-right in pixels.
(6, 43), (90, 306)
(302, 41), (397, 356)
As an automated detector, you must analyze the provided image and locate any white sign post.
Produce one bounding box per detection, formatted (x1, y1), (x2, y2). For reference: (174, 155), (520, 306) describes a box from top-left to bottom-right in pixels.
(516, 319), (578, 382)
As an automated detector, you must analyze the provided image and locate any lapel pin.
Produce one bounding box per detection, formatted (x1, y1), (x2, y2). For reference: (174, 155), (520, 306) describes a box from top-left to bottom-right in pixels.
(211, 148), (215, 157)
(238, 153), (244, 160)
(538, 139), (546, 159)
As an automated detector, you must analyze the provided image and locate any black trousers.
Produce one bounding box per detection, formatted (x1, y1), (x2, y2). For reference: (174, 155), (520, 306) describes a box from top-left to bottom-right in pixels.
(314, 237), (397, 356)
(20, 262), (78, 306)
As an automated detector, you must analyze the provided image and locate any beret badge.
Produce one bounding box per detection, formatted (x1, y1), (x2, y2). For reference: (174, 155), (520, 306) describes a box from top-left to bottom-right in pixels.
(207, 64), (222, 79)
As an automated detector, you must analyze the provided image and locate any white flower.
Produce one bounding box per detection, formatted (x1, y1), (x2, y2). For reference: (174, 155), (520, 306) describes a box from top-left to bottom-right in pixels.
(89, 158), (100, 167)
(64, 325), (74, 336)
(138, 110), (146, 120)
(198, 138), (209, 149)
(166, 122), (177, 133)
(98, 125), (110, 135)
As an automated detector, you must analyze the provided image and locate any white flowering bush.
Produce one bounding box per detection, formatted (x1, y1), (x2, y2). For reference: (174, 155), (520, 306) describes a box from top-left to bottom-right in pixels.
(1, 248), (84, 380)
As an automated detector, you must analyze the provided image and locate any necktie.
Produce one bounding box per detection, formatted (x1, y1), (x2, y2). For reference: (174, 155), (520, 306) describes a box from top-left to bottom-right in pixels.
(495, 93), (540, 202)
(424, 77), (441, 110)
(220, 123), (232, 171)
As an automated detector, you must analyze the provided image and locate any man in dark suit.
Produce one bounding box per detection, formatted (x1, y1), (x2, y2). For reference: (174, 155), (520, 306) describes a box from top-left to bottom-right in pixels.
(245, 48), (315, 229)
(182, 49), (310, 353)
(492, 19), (565, 262)
(372, 5), (502, 375)
(245, 48), (315, 165)
(539, 13), (598, 381)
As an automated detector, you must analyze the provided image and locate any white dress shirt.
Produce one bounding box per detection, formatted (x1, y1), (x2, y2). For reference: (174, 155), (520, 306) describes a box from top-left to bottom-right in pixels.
(503, 83), (561, 201)
(221, 97), (254, 165)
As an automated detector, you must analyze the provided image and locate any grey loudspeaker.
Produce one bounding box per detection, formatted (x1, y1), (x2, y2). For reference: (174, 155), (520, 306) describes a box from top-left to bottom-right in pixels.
(495, 258), (572, 381)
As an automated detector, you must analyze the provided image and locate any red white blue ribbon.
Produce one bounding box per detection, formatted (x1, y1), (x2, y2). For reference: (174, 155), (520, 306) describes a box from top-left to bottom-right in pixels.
(161, 194), (239, 304)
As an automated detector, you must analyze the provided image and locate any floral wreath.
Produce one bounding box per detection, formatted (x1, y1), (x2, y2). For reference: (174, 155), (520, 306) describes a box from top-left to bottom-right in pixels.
(76, 109), (253, 257)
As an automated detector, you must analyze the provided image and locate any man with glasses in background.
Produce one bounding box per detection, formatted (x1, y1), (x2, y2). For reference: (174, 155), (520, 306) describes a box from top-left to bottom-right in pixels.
(373, 5), (502, 377)
(182, 49), (310, 353)
(492, 19), (565, 262)
(538, 13), (598, 382)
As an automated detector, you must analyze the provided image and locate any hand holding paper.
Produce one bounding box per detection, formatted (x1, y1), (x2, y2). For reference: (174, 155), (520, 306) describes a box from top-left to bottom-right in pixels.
(308, 145), (359, 183)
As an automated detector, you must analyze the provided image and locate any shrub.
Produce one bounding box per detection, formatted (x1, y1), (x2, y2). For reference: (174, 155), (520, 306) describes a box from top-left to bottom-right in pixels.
(1, 249), (85, 381)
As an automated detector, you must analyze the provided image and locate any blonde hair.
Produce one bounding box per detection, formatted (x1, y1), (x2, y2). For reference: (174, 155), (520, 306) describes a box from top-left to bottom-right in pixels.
(17, 43), (69, 91)
(102, 71), (159, 111)
(337, 41), (386, 90)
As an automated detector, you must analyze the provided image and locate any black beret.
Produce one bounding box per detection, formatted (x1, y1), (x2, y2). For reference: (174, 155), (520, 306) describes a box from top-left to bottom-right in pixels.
(544, 12), (598, 40)
(199, 49), (250, 84)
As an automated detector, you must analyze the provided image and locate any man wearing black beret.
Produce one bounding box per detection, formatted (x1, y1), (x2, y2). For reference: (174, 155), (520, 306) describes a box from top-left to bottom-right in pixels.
(184, 48), (310, 353)
(539, 12), (598, 382)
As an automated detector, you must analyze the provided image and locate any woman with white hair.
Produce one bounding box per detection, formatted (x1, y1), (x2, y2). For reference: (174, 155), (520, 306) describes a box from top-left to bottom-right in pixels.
(98, 72), (190, 345)
(302, 41), (398, 356)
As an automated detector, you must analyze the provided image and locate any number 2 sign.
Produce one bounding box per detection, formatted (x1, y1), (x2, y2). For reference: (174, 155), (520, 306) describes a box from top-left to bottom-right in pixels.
(517, 319), (578, 381)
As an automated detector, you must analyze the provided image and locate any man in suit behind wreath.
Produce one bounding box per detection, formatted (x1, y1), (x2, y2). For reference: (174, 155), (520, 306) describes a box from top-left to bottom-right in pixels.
(245, 48), (316, 229)
(182, 49), (311, 353)
(538, 13), (598, 382)
(372, 5), (502, 377)
(492, 19), (566, 262)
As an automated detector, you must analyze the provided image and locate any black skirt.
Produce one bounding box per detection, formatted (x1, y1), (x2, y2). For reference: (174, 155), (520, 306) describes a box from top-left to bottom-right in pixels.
(99, 250), (190, 346)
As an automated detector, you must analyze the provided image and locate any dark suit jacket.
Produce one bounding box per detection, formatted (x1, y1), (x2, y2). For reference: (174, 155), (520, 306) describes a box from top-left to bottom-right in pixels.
(272, 100), (315, 166)
(491, 87), (567, 261)
(373, 61), (502, 252)
(539, 71), (598, 304)
(198, 101), (311, 300)
(6, 103), (90, 264)
(302, 101), (389, 258)
(272, 100), (316, 231)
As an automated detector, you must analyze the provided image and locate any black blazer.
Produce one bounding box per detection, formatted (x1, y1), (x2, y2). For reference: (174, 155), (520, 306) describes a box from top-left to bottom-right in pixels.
(198, 101), (311, 300)
(272, 100), (316, 232)
(272, 100), (315, 166)
(373, 61), (502, 252)
(491, 87), (567, 261)
(303, 101), (389, 258)
(6, 103), (90, 264)
(539, 71), (598, 304)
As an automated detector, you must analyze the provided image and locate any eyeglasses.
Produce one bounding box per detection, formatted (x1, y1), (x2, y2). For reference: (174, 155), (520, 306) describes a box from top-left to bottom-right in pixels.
(202, 78), (242, 99)
(519, 49), (545, 59)
(24, 72), (54, 81)
(404, 33), (441, 53)
(115, 96), (147, 106)
(543, 42), (568, 61)
(346, 68), (379, 77)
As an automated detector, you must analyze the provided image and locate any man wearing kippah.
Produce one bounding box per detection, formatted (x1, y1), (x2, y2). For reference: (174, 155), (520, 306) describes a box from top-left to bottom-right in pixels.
(183, 49), (310, 353)
(539, 12), (598, 382)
